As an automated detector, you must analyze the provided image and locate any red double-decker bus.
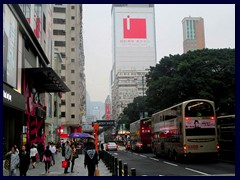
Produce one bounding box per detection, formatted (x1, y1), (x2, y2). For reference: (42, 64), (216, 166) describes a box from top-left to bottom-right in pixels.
(130, 117), (152, 152)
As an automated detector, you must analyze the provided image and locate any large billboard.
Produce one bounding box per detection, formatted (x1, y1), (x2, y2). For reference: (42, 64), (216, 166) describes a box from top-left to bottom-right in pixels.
(115, 10), (155, 48)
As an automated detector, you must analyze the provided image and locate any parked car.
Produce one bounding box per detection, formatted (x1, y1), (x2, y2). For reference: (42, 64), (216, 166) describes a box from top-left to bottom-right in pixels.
(106, 142), (118, 151)
(125, 141), (131, 150)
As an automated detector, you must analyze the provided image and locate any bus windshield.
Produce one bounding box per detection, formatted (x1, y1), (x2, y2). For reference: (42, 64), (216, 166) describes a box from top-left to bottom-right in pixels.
(185, 101), (216, 136)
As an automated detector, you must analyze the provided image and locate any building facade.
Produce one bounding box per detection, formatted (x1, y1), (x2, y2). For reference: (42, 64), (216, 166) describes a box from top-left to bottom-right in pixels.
(52, 4), (86, 136)
(3, 4), (69, 153)
(182, 16), (205, 53)
(111, 4), (156, 120)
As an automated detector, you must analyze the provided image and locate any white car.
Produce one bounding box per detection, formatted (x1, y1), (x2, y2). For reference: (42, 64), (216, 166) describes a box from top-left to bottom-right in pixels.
(106, 142), (118, 151)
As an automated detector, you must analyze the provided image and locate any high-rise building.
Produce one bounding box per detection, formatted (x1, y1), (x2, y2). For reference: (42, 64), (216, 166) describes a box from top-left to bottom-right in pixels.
(111, 4), (156, 120)
(182, 16), (205, 53)
(52, 4), (86, 135)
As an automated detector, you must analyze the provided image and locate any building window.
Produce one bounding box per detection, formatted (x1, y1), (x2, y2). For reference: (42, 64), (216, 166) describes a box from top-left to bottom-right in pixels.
(71, 16), (75, 20)
(71, 37), (75, 41)
(61, 112), (66, 117)
(43, 13), (46, 32)
(53, 7), (66, 13)
(71, 59), (75, 63)
(71, 92), (75, 96)
(71, 6), (75, 9)
(71, 27), (75, 30)
(71, 103), (75, 107)
(71, 115), (75, 118)
(53, 30), (66, 36)
(71, 81), (75, 84)
(71, 70), (75, 73)
(54, 41), (65, 47)
(61, 100), (66, 105)
(53, 18), (66, 24)
(71, 48), (75, 52)
(61, 64), (66, 70)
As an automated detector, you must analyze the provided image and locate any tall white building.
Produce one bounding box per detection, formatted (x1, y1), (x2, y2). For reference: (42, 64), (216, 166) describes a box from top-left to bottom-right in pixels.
(52, 4), (86, 134)
(111, 4), (157, 120)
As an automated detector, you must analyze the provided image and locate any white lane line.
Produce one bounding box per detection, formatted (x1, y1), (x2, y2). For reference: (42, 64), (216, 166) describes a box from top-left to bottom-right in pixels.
(140, 155), (147, 158)
(133, 153), (139, 155)
(185, 168), (210, 176)
(149, 157), (159, 161)
(163, 161), (178, 167)
(159, 175), (164, 176)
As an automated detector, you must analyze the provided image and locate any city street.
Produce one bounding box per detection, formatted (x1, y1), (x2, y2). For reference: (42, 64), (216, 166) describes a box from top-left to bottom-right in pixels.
(3, 153), (111, 176)
(107, 146), (235, 176)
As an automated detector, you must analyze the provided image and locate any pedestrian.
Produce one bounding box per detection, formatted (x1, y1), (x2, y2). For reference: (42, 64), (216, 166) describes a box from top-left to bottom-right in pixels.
(70, 144), (77, 173)
(37, 142), (44, 162)
(30, 144), (38, 168)
(19, 145), (30, 176)
(64, 141), (72, 174)
(84, 142), (98, 176)
(5, 146), (20, 176)
(61, 142), (66, 157)
(43, 145), (52, 174)
(49, 142), (56, 165)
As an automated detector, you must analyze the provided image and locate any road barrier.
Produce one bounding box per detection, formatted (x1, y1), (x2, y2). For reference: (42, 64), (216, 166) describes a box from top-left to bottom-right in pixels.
(102, 150), (137, 176)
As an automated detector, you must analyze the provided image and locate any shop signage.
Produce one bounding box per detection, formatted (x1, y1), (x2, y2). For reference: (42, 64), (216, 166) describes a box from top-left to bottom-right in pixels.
(3, 83), (25, 111)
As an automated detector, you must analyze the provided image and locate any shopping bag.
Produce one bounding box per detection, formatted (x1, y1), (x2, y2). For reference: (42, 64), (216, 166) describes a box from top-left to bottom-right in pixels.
(43, 155), (51, 162)
(94, 167), (100, 176)
(62, 160), (68, 168)
(36, 154), (39, 159)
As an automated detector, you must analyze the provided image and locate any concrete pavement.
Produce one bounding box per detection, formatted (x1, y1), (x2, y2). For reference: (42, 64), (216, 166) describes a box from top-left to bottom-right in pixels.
(3, 152), (111, 176)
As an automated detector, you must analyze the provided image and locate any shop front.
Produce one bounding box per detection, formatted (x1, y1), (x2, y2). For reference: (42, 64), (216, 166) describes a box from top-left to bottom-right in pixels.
(3, 83), (25, 154)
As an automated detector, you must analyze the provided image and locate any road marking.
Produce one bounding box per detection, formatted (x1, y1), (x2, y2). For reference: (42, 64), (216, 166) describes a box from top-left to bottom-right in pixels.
(142, 175), (148, 176)
(163, 161), (178, 167)
(149, 157), (159, 161)
(159, 175), (164, 176)
(133, 153), (138, 155)
(185, 168), (210, 176)
(140, 155), (147, 158)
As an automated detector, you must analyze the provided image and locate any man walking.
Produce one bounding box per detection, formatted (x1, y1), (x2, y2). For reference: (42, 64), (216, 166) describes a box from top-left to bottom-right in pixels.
(64, 141), (72, 174)
(49, 143), (56, 165)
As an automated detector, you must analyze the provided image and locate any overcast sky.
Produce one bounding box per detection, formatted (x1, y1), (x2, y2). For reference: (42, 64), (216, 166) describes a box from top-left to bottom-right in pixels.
(82, 4), (235, 102)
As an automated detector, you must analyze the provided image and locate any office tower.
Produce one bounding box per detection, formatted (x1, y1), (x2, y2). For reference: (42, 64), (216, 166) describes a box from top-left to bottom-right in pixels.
(111, 4), (156, 120)
(182, 16), (205, 53)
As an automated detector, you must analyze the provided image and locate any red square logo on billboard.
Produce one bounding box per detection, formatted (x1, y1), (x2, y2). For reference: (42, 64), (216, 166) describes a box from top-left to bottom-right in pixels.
(123, 16), (146, 39)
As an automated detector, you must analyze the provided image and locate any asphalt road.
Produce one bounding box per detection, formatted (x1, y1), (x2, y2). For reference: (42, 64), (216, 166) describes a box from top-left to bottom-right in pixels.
(107, 146), (235, 176)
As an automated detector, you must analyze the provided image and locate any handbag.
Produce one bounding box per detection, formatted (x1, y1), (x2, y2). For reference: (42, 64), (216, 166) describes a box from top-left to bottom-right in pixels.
(4, 158), (10, 170)
(36, 154), (39, 159)
(62, 160), (68, 168)
(73, 154), (79, 159)
(94, 167), (100, 176)
(43, 155), (51, 162)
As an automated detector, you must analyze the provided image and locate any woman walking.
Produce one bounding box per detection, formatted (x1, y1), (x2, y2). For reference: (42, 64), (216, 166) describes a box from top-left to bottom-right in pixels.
(5, 146), (20, 176)
(30, 144), (38, 168)
(84, 142), (98, 176)
(43, 146), (52, 174)
(70, 144), (77, 173)
(19, 145), (30, 176)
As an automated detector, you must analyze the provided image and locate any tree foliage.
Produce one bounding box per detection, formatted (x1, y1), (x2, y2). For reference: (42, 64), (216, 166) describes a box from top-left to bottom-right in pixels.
(121, 48), (235, 126)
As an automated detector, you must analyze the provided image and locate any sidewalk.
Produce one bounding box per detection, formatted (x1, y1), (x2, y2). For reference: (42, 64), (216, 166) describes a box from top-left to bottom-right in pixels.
(3, 153), (111, 176)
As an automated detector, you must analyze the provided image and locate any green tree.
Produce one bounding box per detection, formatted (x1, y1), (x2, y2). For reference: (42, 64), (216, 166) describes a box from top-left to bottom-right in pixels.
(146, 48), (235, 115)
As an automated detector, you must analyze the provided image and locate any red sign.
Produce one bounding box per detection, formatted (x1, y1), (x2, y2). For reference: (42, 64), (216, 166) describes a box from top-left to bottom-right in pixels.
(123, 16), (146, 39)
(60, 134), (69, 139)
(105, 103), (111, 120)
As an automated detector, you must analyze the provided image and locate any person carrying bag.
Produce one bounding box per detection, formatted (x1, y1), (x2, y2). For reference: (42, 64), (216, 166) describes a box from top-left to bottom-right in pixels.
(94, 166), (100, 176)
(84, 142), (99, 176)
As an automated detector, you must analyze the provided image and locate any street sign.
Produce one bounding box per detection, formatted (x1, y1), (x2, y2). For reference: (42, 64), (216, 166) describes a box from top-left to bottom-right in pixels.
(96, 120), (115, 126)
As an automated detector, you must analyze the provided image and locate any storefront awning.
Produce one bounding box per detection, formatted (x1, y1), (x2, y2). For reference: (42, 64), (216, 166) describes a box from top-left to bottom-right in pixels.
(24, 67), (70, 92)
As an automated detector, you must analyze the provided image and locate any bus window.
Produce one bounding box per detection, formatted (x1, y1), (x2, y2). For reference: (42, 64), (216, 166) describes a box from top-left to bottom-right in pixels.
(185, 101), (214, 117)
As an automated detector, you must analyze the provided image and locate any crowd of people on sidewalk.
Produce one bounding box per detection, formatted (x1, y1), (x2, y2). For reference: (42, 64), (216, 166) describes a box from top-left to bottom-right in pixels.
(3, 139), (104, 176)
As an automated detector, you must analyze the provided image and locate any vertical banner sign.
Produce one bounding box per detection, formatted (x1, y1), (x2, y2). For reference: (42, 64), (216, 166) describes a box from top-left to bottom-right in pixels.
(123, 16), (146, 39)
